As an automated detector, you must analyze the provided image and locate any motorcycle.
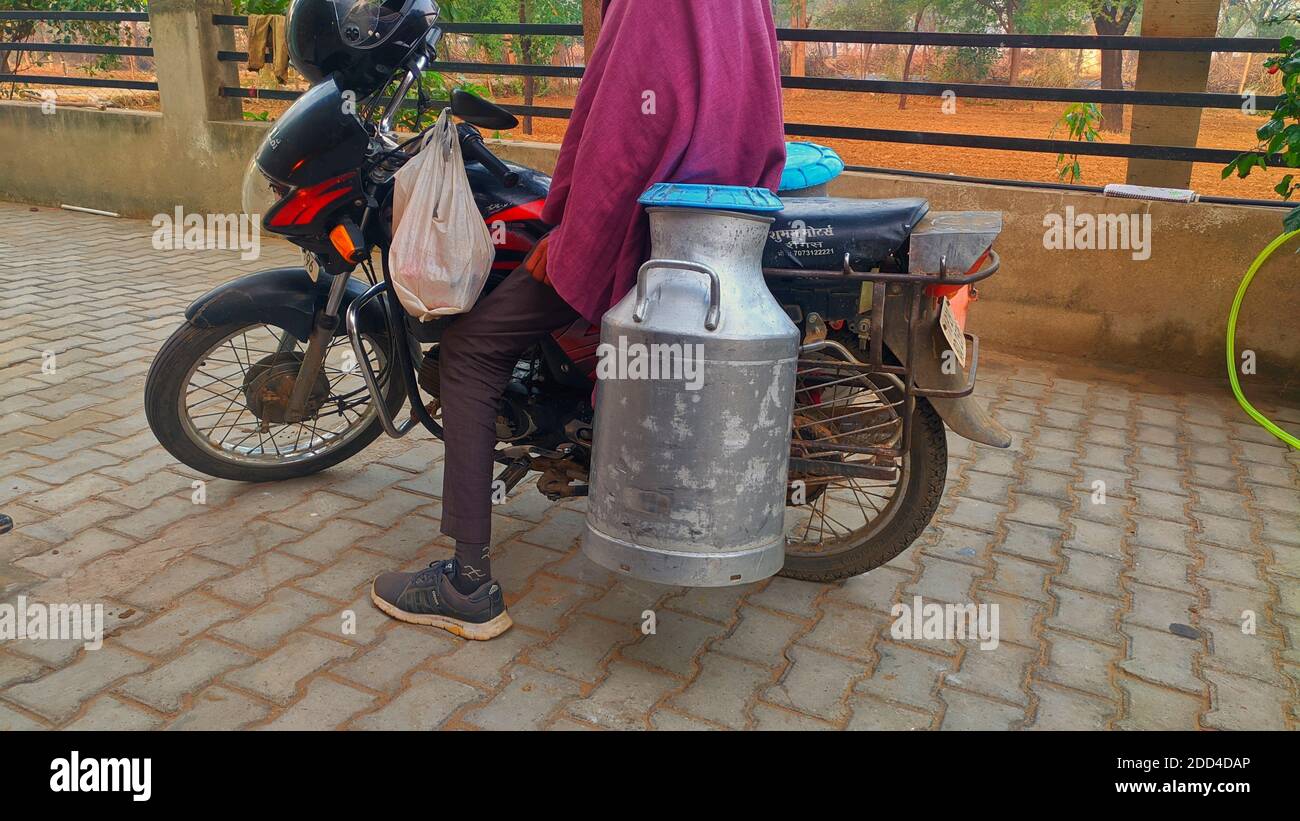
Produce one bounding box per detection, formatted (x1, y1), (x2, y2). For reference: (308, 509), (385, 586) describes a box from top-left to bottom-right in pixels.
(144, 21), (1010, 583)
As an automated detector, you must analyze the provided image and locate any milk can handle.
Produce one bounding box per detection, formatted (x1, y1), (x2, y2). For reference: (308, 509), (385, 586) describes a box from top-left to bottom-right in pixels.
(632, 259), (722, 332)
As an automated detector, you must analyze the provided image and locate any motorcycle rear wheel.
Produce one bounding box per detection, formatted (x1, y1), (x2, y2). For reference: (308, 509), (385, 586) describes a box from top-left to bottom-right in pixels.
(778, 329), (948, 583)
(779, 398), (946, 582)
(145, 320), (404, 483)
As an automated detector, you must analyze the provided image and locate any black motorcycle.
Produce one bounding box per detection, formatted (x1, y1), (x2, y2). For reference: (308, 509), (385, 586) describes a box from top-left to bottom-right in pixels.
(145, 0), (1008, 581)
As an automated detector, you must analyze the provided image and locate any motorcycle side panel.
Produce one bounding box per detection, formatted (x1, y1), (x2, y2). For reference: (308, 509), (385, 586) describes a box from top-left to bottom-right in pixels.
(185, 267), (388, 342)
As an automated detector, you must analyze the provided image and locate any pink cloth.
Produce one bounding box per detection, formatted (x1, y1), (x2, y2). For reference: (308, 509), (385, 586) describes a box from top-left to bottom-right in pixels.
(540, 0), (787, 324)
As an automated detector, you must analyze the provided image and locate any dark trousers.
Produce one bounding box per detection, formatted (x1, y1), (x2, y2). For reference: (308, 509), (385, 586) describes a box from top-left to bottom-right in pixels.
(437, 265), (580, 544)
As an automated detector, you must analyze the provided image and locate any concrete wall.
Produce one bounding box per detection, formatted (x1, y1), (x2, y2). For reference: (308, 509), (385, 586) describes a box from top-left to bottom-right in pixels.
(0, 0), (1295, 386)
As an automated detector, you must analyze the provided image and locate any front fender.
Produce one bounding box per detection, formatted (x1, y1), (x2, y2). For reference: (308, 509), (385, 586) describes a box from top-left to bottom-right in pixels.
(184, 267), (389, 342)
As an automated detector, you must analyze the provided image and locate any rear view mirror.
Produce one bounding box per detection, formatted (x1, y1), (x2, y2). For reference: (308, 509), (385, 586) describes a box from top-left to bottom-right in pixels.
(451, 89), (519, 131)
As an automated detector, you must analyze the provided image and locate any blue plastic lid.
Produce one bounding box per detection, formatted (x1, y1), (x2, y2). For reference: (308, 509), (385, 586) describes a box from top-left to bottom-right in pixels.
(638, 183), (784, 213)
(779, 142), (845, 191)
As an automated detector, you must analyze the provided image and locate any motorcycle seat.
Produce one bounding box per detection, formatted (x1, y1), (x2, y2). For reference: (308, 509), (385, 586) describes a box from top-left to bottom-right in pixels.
(763, 197), (930, 272)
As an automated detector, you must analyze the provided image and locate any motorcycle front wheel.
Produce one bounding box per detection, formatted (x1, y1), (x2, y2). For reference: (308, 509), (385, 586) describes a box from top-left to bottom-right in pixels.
(144, 320), (405, 483)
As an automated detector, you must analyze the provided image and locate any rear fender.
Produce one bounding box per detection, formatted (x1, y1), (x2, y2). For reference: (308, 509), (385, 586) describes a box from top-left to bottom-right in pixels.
(184, 267), (389, 342)
(883, 292), (1012, 449)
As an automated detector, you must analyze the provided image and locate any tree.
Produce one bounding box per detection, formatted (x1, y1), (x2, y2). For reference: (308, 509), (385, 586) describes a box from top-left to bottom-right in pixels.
(950, 0), (1086, 85)
(789, 0), (810, 81)
(1089, 0), (1140, 133)
(439, 0), (579, 134)
(1, 0), (144, 79)
(820, 0), (919, 78)
(1222, 1), (1300, 93)
(899, 2), (931, 109)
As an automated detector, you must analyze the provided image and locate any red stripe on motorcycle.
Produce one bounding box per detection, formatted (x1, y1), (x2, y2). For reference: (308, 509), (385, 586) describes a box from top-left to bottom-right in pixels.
(487, 199), (546, 225)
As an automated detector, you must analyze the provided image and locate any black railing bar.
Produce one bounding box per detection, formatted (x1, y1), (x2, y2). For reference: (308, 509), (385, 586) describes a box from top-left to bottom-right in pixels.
(0, 73), (157, 90)
(0, 42), (152, 57)
(785, 122), (1281, 165)
(434, 61), (583, 78)
(212, 14), (582, 36)
(441, 22), (582, 35)
(0, 11), (148, 22)
(218, 86), (575, 118)
(208, 53), (1281, 110)
(203, 16), (1280, 52)
(784, 76), (1281, 110)
(775, 28), (1281, 53)
(215, 52), (587, 79)
(844, 164), (1293, 208)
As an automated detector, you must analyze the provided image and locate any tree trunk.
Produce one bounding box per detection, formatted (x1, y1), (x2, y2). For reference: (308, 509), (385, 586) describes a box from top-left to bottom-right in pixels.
(789, 0), (807, 97)
(898, 7), (925, 110)
(1099, 50), (1125, 131)
(1008, 47), (1022, 85)
(863, 42), (873, 79)
(520, 1), (534, 135)
(1093, 5), (1137, 134)
(581, 0), (601, 65)
(1239, 52), (1254, 95)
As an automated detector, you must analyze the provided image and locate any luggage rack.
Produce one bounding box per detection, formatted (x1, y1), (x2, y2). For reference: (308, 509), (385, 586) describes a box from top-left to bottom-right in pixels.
(765, 249), (1000, 478)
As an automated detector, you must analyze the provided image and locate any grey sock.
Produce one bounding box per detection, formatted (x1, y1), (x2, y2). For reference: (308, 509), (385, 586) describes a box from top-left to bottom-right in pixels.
(453, 540), (490, 594)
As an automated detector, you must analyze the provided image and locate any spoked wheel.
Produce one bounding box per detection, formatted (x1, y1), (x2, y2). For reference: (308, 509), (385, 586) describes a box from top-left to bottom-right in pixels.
(780, 334), (947, 582)
(145, 321), (404, 482)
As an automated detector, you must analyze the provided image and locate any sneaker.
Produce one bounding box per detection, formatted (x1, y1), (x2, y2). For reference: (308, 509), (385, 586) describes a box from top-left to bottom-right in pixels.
(370, 559), (512, 641)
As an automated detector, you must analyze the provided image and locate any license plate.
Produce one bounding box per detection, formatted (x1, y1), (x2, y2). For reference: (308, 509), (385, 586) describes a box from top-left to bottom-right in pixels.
(303, 250), (321, 283)
(938, 297), (967, 369)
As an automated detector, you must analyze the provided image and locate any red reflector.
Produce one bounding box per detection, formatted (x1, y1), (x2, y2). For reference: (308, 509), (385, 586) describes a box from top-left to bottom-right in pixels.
(267, 173), (356, 228)
(927, 248), (990, 300)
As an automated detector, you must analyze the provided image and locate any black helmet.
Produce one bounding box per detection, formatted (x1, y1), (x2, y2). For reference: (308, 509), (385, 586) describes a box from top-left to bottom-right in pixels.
(288, 0), (439, 98)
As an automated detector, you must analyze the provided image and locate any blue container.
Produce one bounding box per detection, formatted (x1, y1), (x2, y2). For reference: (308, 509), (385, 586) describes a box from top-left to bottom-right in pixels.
(638, 183), (784, 213)
(779, 142), (845, 196)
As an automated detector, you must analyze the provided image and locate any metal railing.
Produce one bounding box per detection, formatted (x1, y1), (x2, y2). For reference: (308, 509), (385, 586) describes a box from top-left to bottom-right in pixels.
(0, 10), (155, 92)
(2, 14), (1285, 192)
(206, 17), (1284, 171)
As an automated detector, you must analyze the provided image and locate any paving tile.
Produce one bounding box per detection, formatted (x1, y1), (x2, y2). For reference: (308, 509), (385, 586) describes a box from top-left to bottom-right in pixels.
(349, 670), (481, 730)
(566, 661), (680, 730)
(462, 666), (582, 730)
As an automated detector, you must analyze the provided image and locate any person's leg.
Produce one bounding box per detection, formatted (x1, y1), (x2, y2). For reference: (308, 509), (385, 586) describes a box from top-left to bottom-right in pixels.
(372, 263), (579, 638)
(438, 265), (579, 585)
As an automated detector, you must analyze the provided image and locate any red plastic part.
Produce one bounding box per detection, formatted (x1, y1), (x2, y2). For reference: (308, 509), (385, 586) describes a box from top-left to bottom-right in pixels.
(266, 173), (357, 228)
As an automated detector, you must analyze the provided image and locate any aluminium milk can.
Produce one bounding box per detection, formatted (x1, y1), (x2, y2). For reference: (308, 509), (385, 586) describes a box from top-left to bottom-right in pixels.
(583, 190), (800, 587)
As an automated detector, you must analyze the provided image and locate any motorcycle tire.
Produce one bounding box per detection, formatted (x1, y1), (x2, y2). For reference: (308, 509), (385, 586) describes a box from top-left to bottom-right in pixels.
(779, 397), (948, 583)
(144, 320), (405, 483)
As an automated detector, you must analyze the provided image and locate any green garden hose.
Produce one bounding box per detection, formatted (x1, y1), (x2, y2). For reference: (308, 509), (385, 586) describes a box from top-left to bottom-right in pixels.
(1227, 229), (1300, 449)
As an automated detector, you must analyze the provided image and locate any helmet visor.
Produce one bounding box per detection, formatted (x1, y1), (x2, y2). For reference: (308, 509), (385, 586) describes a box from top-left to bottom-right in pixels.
(330, 0), (437, 50)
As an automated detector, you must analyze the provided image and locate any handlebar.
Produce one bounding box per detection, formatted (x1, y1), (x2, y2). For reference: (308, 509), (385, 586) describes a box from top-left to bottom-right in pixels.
(458, 125), (519, 188)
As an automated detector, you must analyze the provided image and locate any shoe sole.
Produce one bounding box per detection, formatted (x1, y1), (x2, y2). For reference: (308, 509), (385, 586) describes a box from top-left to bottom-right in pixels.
(370, 584), (513, 641)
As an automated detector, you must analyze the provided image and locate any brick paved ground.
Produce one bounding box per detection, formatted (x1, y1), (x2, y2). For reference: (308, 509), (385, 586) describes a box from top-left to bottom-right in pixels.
(1, 200), (1298, 731)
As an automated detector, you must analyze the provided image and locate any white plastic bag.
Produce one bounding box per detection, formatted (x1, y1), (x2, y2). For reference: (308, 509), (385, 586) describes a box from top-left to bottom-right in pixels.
(389, 109), (495, 319)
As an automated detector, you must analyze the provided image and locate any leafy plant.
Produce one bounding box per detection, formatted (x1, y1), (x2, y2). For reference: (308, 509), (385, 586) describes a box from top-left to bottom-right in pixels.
(1, 0), (146, 94)
(936, 46), (1000, 84)
(1051, 102), (1103, 182)
(1224, 21), (1300, 231)
(243, 109), (271, 121)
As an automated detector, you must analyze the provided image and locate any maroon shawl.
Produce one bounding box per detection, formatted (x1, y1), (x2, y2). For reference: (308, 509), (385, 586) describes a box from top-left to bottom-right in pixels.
(540, 0), (787, 323)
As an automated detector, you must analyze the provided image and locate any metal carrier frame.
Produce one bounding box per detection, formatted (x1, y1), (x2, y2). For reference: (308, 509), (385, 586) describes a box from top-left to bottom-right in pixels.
(345, 248), (1000, 486)
(763, 249), (1001, 482)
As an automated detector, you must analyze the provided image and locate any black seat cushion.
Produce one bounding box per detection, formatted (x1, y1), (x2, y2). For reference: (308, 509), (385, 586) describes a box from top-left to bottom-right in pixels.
(763, 197), (930, 271)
